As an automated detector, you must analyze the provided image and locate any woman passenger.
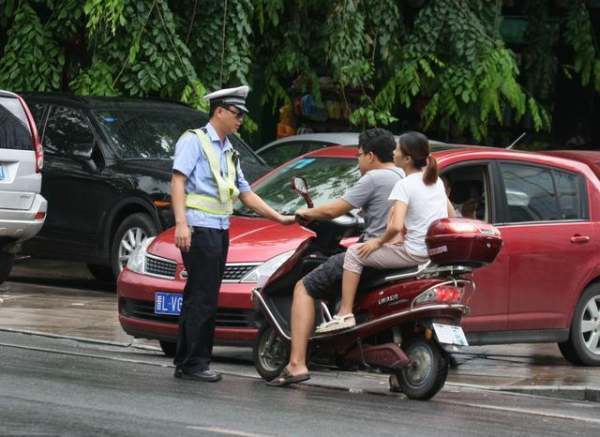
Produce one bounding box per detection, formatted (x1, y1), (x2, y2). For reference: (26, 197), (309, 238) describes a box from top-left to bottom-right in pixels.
(316, 131), (455, 333)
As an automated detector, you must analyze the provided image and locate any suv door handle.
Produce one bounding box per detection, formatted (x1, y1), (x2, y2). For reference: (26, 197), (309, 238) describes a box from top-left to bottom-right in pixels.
(571, 235), (590, 244)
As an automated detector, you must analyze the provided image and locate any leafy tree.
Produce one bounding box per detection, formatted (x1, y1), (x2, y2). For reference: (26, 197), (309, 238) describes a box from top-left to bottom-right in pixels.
(0, 0), (597, 144)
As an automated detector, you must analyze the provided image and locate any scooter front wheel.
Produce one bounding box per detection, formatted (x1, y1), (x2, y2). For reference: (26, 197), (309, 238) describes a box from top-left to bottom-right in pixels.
(390, 337), (448, 400)
(253, 325), (290, 381)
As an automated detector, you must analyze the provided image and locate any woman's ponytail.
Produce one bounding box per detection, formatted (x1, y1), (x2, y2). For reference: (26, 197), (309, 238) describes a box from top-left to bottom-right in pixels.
(423, 155), (438, 185)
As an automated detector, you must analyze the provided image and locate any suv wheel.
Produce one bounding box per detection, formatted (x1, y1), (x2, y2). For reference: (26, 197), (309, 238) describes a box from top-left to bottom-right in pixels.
(111, 213), (158, 277)
(559, 283), (600, 366)
(0, 251), (15, 284)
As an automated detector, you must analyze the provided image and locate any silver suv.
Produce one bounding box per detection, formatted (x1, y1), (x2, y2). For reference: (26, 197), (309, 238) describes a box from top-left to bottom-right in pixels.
(0, 90), (47, 283)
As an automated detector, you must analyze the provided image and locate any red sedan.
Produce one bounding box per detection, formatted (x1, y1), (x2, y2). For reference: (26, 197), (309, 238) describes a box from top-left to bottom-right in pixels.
(117, 145), (600, 365)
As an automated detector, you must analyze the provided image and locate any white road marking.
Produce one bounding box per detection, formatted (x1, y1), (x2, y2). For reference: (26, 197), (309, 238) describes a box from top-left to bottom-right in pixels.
(186, 426), (273, 437)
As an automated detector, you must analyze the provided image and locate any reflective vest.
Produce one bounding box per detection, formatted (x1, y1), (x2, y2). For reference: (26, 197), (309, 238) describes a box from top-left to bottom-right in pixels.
(185, 129), (240, 215)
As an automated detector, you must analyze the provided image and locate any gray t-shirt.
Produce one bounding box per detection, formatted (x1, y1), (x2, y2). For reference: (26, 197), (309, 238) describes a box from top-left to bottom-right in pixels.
(342, 167), (405, 239)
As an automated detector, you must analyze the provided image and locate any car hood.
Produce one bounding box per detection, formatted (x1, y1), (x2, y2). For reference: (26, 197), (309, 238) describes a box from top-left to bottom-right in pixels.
(149, 216), (313, 264)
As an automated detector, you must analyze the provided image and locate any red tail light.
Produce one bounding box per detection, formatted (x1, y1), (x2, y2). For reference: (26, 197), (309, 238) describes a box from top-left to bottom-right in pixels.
(414, 283), (465, 306)
(434, 286), (462, 303)
(16, 94), (44, 173)
(33, 135), (44, 173)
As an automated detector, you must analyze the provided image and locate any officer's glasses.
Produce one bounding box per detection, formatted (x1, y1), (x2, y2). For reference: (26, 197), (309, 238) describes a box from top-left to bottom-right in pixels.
(223, 106), (245, 120)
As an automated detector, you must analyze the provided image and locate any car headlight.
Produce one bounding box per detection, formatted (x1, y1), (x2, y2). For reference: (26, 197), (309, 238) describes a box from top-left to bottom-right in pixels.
(240, 250), (295, 287)
(126, 236), (156, 274)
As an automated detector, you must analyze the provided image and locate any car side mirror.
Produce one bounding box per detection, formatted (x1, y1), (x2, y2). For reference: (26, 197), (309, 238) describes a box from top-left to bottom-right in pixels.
(71, 142), (94, 160)
(70, 142), (98, 172)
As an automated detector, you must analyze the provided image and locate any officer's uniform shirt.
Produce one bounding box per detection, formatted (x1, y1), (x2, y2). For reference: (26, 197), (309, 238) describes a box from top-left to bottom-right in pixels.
(173, 122), (251, 230)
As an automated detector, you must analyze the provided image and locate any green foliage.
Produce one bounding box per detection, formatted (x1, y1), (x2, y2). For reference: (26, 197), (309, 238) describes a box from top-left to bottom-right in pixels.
(185, 0), (253, 90)
(564, 0), (600, 93)
(521, 0), (558, 102)
(0, 0), (597, 145)
(84, 0), (125, 35)
(69, 60), (117, 96)
(0, 3), (64, 91)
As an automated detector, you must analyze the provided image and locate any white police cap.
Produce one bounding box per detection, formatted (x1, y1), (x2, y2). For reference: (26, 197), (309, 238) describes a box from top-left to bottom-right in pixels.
(204, 85), (250, 113)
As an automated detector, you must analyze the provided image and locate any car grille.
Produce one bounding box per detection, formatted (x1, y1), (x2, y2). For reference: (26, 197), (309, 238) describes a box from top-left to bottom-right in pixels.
(145, 255), (177, 278)
(120, 298), (255, 328)
(144, 255), (258, 282)
(223, 264), (257, 281)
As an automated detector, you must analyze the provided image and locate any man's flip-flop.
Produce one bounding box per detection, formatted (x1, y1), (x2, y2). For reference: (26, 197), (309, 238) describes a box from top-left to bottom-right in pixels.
(266, 368), (311, 387)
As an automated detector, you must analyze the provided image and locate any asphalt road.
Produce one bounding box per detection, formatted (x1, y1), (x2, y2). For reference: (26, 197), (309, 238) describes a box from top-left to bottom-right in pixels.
(1, 332), (598, 437)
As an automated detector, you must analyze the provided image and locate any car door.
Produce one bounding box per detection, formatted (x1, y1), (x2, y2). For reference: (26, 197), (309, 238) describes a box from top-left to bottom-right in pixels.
(441, 162), (510, 332)
(496, 161), (597, 331)
(36, 105), (113, 258)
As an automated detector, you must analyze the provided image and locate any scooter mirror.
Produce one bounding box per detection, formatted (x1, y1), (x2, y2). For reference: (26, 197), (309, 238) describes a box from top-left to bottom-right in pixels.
(291, 176), (309, 195)
(291, 176), (314, 208)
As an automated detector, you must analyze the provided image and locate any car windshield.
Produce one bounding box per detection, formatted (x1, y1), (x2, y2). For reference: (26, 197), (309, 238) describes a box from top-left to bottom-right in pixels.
(95, 108), (266, 168)
(234, 156), (360, 215)
(95, 108), (205, 159)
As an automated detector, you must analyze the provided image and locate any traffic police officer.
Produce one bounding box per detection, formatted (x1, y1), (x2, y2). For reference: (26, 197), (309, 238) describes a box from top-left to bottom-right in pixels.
(171, 85), (294, 382)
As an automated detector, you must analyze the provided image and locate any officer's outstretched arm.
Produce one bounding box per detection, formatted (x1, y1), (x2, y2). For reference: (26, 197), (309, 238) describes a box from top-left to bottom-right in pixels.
(238, 191), (294, 225)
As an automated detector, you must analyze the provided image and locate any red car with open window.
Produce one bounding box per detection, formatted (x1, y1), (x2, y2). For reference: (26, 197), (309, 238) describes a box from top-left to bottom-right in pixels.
(117, 144), (600, 366)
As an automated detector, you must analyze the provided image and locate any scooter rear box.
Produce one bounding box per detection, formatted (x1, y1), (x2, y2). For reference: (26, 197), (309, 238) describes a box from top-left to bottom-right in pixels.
(425, 218), (502, 267)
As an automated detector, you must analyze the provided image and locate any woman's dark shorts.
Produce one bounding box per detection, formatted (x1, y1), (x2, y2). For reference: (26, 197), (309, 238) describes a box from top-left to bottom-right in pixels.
(302, 252), (345, 301)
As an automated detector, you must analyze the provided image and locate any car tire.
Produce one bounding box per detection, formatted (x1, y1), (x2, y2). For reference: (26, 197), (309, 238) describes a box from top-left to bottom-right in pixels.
(159, 340), (177, 358)
(559, 283), (600, 366)
(0, 251), (15, 284)
(87, 263), (115, 282)
(110, 213), (158, 277)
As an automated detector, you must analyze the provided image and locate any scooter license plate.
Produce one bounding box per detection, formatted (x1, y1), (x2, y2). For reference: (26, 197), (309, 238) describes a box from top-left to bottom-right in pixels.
(432, 323), (468, 346)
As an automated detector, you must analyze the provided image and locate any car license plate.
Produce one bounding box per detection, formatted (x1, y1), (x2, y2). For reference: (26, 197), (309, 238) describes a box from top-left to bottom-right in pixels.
(154, 292), (182, 315)
(432, 323), (468, 346)
(0, 164), (5, 181)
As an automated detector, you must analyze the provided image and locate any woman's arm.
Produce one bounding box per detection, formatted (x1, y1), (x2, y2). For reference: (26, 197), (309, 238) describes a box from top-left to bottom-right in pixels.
(356, 201), (407, 258)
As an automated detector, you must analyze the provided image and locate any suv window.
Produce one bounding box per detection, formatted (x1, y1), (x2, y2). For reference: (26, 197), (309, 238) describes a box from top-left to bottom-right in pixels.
(0, 95), (32, 151)
(499, 162), (586, 223)
(44, 106), (94, 155)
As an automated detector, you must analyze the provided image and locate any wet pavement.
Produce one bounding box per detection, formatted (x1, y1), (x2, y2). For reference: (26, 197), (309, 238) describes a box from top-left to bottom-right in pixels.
(2, 258), (600, 402)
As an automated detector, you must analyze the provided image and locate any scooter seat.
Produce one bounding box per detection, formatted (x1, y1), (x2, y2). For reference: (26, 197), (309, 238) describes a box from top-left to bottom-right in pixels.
(356, 265), (422, 293)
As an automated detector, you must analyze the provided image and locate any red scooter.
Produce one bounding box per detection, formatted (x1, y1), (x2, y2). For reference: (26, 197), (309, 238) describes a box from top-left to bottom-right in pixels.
(252, 177), (502, 400)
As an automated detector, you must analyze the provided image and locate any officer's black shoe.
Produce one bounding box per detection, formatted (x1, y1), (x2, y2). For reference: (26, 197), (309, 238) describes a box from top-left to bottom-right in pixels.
(174, 368), (222, 382)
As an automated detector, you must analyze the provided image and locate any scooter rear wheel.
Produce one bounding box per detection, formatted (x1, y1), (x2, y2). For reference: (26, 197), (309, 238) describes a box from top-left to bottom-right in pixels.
(391, 337), (448, 400)
(253, 325), (290, 381)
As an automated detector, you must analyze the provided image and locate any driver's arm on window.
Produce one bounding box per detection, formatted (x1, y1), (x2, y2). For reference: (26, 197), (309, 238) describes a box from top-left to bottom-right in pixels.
(296, 198), (353, 221)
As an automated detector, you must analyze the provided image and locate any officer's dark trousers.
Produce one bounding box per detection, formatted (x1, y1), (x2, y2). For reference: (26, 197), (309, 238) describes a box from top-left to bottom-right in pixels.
(174, 227), (229, 372)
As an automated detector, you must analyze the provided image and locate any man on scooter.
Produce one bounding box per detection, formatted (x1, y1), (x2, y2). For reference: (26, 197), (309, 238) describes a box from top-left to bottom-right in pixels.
(268, 128), (404, 387)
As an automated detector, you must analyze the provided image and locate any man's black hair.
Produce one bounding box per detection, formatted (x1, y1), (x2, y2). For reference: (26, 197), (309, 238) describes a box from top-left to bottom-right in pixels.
(208, 101), (221, 118)
(358, 128), (395, 163)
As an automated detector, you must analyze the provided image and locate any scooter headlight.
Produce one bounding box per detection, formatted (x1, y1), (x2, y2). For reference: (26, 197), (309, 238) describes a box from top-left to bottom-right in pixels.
(241, 250), (295, 287)
(126, 236), (156, 274)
